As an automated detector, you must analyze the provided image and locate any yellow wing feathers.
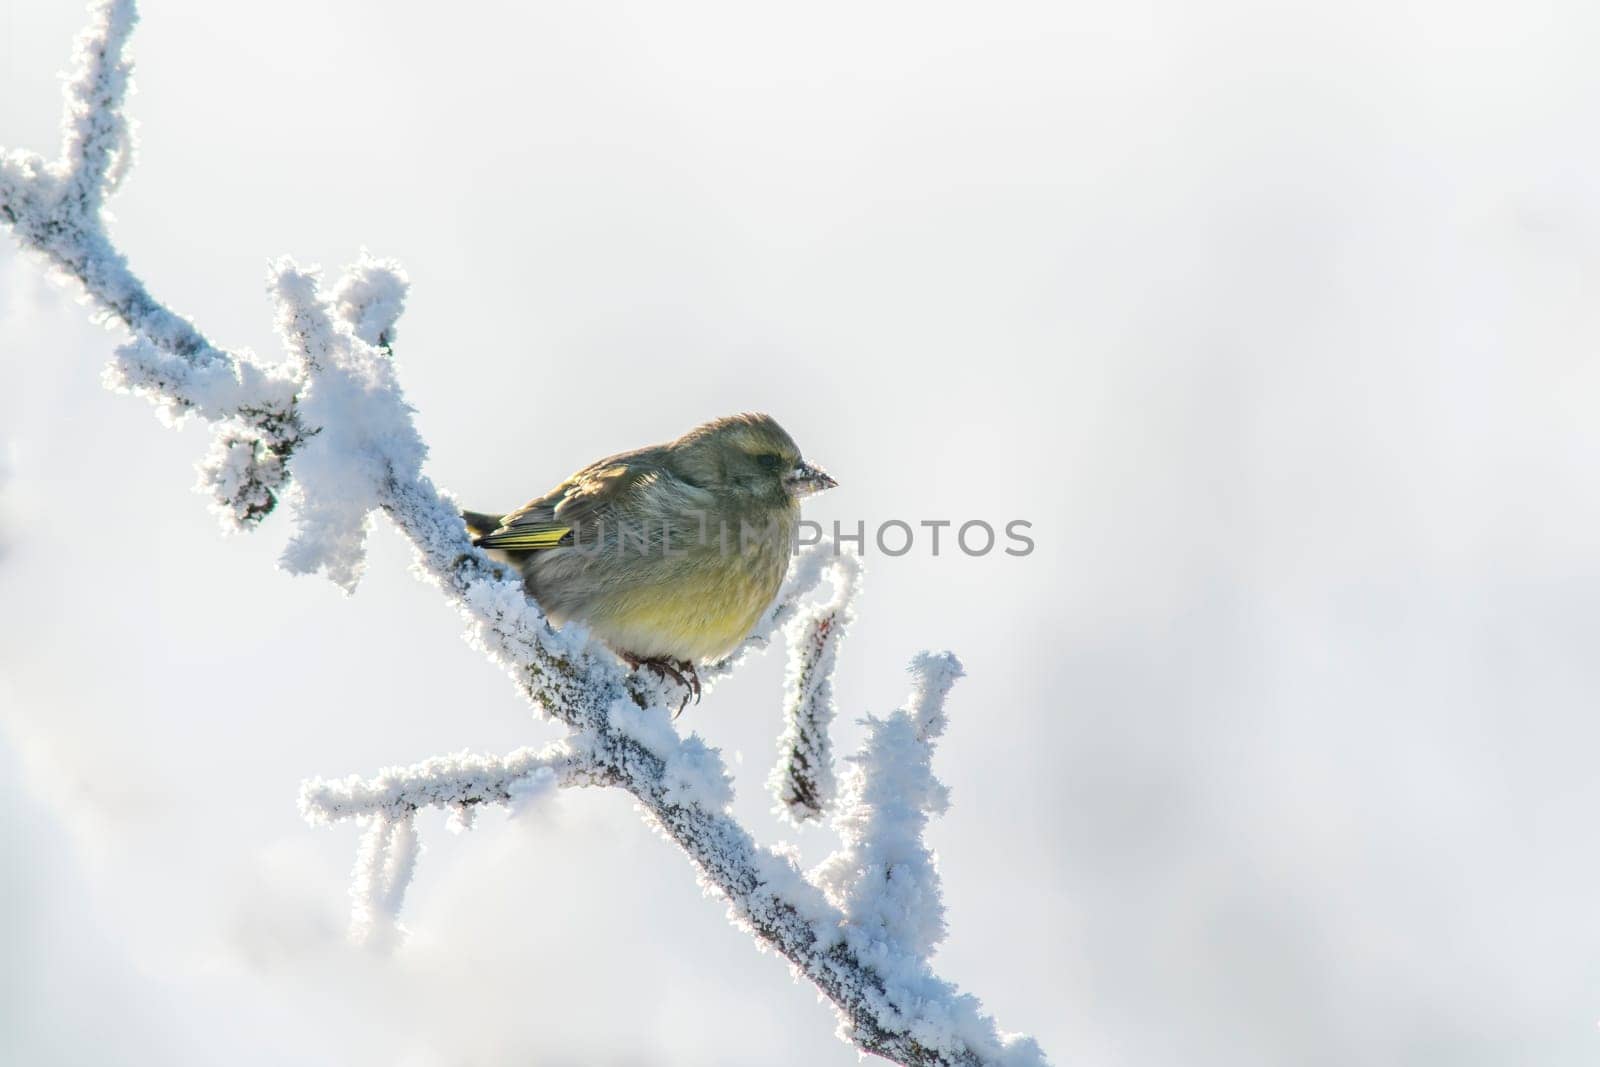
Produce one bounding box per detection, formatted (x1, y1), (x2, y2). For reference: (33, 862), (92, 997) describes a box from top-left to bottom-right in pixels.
(474, 523), (573, 551)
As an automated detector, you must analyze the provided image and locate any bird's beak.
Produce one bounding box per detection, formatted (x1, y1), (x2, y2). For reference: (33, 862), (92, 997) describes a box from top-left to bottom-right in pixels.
(786, 460), (838, 497)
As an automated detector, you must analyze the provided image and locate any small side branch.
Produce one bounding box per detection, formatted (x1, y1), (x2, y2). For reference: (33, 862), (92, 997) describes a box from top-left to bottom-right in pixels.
(301, 742), (605, 946)
(298, 742), (601, 825)
(349, 810), (419, 948)
(818, 652), (962, 963)
(770, 553), (860, 822)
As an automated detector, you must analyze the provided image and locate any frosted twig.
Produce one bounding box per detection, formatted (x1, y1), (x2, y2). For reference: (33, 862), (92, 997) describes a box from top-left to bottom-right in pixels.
(817, 653), (963, 963)
(350, 811), (419, 948)
(770, 553), (860, 822)
(0, 6), (1048, 1064)
(298, 742), (599, 825)
(302, 742), (595, 944)
(0, 0), (304, 527)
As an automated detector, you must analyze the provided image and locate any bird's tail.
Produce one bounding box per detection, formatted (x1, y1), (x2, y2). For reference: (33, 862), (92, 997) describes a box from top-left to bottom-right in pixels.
(461, 509), (504, 544)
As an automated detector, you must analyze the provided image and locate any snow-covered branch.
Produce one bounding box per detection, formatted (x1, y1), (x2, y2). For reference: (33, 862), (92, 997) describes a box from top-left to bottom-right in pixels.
(770, 553), (859, 822)
(300, 741), (604, 946)
(1, 0), (303, 527)
(0, 5), (1048, 1064)
(818, 653), (963, 963)
(299, 741), (601, 826)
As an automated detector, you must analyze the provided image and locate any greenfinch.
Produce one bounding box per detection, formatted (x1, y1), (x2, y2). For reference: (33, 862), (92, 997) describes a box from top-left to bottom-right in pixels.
(463, 413), (836, 698)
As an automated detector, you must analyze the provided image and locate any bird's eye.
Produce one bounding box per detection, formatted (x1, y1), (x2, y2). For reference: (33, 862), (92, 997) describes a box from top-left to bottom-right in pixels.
(757, 453), (784, 472)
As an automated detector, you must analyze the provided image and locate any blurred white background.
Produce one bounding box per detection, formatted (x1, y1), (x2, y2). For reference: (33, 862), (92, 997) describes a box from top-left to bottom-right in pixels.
(5, 1), (1600, 1063)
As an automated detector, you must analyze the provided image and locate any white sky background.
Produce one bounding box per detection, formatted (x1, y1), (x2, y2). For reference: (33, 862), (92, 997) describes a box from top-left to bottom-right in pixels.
(4, 0), (1600, 1063)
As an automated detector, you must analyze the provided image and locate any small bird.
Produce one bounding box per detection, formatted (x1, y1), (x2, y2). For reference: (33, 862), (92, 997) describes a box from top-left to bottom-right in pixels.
(463, 413), (836, 706)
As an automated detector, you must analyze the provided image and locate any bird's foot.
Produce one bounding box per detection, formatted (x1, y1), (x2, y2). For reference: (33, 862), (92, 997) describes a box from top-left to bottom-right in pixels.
(677, 660), (702, 707)
(622, 654), (697, 716)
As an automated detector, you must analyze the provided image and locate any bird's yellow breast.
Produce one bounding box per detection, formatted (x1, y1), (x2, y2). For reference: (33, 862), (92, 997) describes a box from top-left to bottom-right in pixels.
(577, 554), (784, 662)
(524, 528), (791, 663)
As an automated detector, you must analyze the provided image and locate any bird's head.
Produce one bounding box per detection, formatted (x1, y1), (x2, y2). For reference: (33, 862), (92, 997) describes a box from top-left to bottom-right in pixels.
(670, 412), (837, 506)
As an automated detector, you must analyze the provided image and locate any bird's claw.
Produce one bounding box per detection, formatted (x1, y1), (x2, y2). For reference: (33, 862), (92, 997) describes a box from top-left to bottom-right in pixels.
(678, 660), (702, 705)
(623, 654), (701, 717)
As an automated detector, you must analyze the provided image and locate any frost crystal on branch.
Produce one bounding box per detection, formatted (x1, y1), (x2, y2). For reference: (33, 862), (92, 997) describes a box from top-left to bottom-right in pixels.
(1, 5), (1048, 1064)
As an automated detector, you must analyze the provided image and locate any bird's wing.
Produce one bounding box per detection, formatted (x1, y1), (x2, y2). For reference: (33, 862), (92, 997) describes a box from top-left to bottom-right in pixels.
(474, 447), (668, 552)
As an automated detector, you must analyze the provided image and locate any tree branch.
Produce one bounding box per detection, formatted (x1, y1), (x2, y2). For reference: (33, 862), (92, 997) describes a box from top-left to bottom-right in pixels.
(0, 5), (1048, 1064)
(1, 0), (303, 527)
